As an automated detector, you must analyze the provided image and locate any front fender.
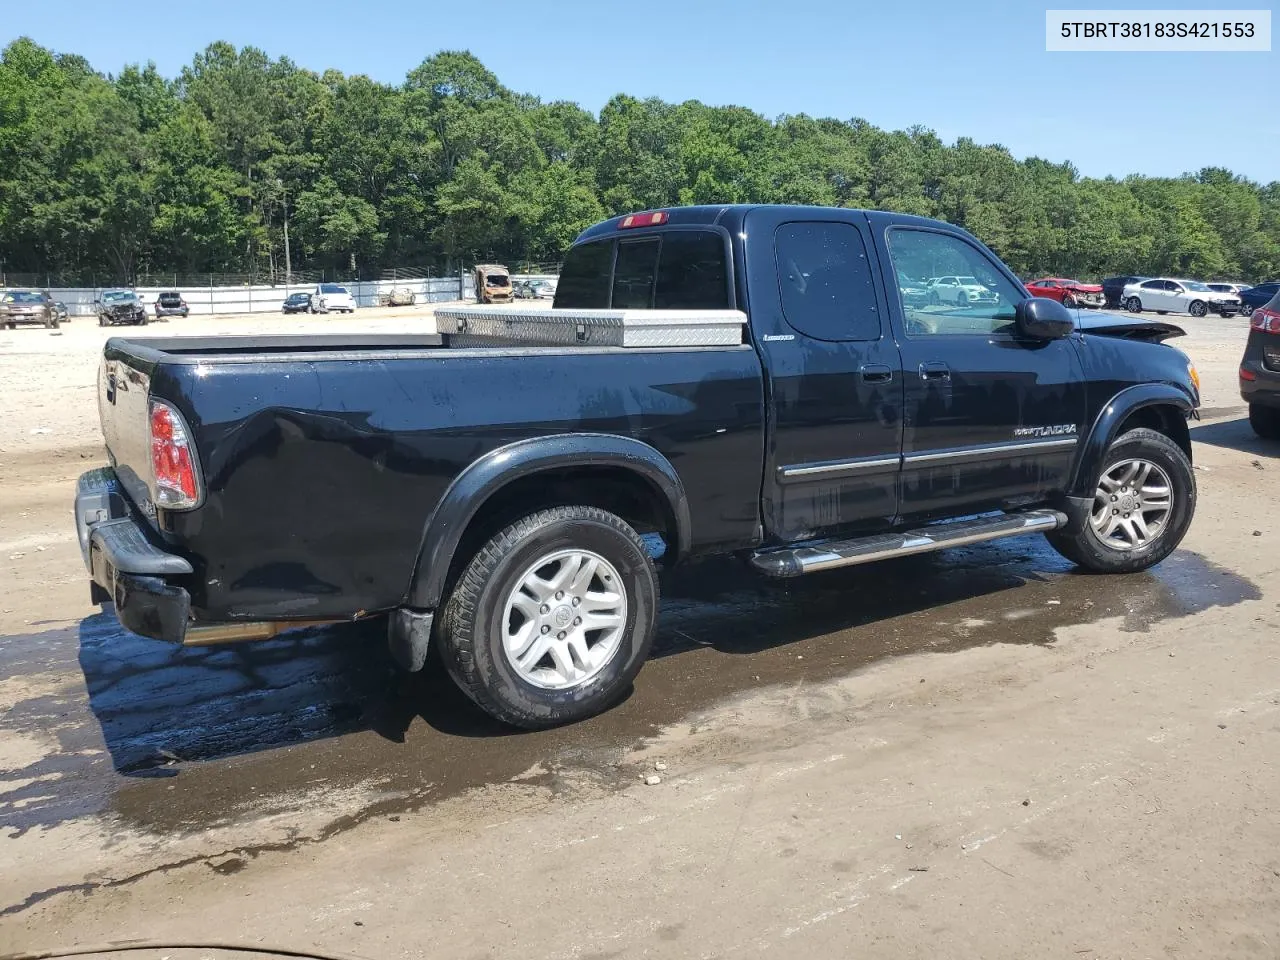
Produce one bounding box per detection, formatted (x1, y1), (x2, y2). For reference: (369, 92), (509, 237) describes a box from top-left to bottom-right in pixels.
(406, 433), (691, 610)
(1069, 383), (1194, 497)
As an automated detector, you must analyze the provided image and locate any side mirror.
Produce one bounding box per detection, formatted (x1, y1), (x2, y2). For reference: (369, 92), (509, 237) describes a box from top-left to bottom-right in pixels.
(1015, 297), (1074, 339)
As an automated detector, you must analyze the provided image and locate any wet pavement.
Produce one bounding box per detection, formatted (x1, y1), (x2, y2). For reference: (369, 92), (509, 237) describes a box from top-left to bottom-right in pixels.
(0, 534), (1257, 865)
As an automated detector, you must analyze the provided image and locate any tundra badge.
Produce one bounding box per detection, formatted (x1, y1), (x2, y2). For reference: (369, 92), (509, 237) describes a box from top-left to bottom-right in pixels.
(1013, 424), (1078, 439)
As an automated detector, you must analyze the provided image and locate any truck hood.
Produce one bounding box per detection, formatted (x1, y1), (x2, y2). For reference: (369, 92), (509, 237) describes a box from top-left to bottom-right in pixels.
(1074, 312), (1185, 343)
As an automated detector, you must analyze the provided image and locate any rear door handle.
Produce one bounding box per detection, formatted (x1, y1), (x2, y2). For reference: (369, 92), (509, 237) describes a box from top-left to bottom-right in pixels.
(919, 361), (951, 381)
(860, 363), (894, 383)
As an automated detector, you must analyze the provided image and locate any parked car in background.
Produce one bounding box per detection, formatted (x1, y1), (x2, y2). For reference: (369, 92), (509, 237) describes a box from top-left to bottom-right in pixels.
(282, 292), (313, 314)
(474, 264), (513, 304)
(896, 271), (931, 306)
(515, 279), (557, 300)
(54, 300), (68, 323)
(1207, 282), (1251, 298)
(1239, 288), (1280, 439)
(96, 289), (148, 326)
(1239, 282), (1280, 318)
(154, 291), (189, 319)
(312, 283), (356, 314)
(1024, 278), (1104, 308)
(378, 287), (417, 306)
(1102, 275), (1147, 310)
(0, 289), (59, 328)
(927, 275), (999, 306)
(1123, 278), (1240, 317)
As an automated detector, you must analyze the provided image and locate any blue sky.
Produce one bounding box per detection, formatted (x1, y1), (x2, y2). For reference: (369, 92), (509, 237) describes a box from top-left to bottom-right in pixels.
(4, 0), (1276, 182)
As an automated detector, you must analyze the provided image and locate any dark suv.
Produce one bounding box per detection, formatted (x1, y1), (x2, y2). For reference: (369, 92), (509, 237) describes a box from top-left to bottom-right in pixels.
(1102, 276), (1147, 310)
(0, 289), (59, 328)
(154, 291), (189, 319)
(1240, 282), (1280, 319)
(1241, 288), (1280, 439)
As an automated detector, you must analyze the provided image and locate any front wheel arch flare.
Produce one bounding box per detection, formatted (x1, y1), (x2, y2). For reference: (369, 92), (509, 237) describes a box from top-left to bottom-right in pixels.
(1069, 385), (1193, 498)
(407, 434), (691, 610)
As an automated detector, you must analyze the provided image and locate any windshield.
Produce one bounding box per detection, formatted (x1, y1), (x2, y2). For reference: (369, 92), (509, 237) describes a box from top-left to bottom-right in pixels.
(319, 284), (347, 293)
(485, 275), (510, 287)
(102, 291), (135, 302)
(1182, 281), (1211, 292)
(956, 277), (981, 285)
(2, 291), (42, 303)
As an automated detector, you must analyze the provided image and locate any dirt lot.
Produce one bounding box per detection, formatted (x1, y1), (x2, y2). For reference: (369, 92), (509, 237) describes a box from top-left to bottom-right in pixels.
(1, 309), (1278, 959)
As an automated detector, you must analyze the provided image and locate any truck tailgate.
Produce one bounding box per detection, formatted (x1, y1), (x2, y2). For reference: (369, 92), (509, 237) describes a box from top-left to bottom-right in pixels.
(98, 345), (158, 523)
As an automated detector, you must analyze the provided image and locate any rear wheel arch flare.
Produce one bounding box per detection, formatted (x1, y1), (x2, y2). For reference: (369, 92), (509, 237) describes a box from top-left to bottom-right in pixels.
(407, 434), (691, 610)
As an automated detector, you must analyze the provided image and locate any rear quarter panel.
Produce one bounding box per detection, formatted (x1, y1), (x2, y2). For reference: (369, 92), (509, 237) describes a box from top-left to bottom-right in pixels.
(152, 348), (764, 621)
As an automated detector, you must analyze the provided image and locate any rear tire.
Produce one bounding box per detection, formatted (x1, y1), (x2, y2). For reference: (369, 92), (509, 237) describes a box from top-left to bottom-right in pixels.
(1126, 297), (1142, 313)
(1249, 404), (1280, 440)
(1045, 427), (1195, 574)
(435, 505), (658, 729)
(1242, 303), (1255, 318)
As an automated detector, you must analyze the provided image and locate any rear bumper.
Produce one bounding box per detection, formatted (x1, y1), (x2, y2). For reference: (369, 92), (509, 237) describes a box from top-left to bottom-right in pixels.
(1241, 360), (1280, 408)
(76, 467), (193, 642)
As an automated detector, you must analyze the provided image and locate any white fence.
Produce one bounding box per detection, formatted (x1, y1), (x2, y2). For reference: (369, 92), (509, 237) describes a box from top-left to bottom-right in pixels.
(33, 273), (558, 318)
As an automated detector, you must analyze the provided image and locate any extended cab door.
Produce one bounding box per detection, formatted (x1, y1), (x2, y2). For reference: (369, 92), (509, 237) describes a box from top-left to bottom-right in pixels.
(869, 217), (1087, 522)
(744, 208), (904, 542)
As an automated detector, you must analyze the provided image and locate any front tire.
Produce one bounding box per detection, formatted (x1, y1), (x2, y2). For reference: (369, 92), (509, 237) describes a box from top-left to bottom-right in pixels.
(1046, 428), (1194, 573)
(1189, 300), (1208, 318)
(1063, 294), (1077, 308)
(436, 506), (658, 729)
(1249, 404), (1280, 440)
(1126, 297), (1142, 313)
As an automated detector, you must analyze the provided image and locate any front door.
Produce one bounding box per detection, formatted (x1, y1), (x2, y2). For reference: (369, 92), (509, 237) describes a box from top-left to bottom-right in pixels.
(870, 219), (1088, 522)
(745, 209), (904, 542)
(1137, 278), (1169, 311)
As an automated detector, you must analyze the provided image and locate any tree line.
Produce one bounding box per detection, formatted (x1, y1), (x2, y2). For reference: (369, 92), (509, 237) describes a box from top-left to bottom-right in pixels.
(1, 36), (1277, 285)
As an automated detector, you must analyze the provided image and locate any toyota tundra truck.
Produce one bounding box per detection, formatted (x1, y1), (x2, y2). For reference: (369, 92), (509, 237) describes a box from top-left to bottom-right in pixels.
(75, 205), (1201, 728)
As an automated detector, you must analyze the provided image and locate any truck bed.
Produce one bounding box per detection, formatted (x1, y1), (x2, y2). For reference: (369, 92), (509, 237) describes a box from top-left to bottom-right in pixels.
(97, 333), (766, 623)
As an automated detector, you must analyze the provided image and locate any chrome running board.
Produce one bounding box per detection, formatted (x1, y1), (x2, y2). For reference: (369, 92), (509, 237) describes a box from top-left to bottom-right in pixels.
(750, 509), (1068, 578)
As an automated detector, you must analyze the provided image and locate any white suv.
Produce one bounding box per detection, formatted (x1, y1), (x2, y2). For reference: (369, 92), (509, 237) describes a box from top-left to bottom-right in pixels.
(312, 283), (357, 314)
(927, 276), (998, 306)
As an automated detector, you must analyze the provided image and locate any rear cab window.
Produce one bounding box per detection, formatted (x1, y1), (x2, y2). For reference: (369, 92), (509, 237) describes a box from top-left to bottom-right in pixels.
(554, 229), (730, 310)
(774, 221), (881, 342)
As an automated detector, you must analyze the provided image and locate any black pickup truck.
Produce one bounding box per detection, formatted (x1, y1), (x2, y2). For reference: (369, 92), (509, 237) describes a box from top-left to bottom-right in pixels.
(76, 205), (1201, 728)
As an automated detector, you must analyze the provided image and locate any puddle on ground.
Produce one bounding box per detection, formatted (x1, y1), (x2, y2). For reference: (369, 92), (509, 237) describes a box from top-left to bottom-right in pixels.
(0, 539), (1259, 845)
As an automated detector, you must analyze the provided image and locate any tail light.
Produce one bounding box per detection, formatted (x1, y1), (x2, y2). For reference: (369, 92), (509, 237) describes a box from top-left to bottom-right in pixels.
(619, 211), (668, 229)
(149, 400), (202, 509)
(1251, 308), (1280, 333)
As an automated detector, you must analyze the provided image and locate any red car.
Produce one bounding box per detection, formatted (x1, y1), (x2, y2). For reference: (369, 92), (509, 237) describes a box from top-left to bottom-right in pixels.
(1025, 278), (1105, 308)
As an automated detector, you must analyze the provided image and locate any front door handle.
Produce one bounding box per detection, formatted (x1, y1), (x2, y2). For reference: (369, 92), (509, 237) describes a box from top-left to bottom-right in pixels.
(860, 363), (894, 383)
(919, 361), (951, 381)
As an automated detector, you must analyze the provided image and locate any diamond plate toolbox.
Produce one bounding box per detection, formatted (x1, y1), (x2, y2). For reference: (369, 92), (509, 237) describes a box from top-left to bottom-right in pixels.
(433, 306), (747, 348)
